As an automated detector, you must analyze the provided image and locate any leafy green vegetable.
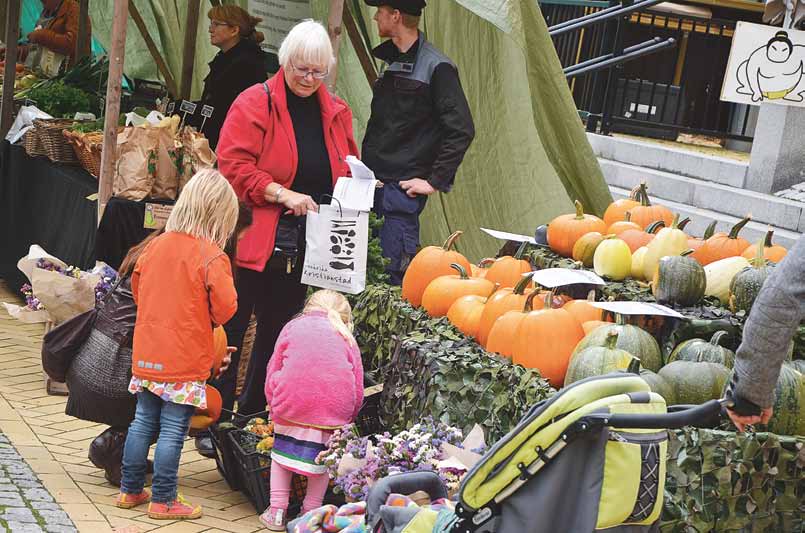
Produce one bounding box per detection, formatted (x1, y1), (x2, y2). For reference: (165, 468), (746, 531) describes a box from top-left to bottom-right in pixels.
(25, 81), (92, 118)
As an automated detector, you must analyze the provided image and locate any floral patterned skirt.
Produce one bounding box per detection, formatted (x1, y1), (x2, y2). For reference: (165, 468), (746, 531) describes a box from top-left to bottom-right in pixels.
(128, 377), (207, 408)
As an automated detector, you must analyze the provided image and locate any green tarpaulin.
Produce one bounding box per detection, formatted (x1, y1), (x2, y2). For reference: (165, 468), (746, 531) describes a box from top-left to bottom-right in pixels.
(8, 0), (611, 261)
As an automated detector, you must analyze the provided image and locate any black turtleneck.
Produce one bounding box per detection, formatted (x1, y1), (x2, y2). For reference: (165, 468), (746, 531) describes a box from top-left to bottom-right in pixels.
(285, 81), (333, 203)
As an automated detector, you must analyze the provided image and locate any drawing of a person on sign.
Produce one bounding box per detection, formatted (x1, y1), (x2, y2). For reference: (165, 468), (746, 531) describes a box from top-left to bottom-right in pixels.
(736, 31), (805, 102)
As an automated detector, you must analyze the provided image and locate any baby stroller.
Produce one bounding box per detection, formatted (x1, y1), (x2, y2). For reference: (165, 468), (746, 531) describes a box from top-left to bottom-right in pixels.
(366, 373), (726, 533)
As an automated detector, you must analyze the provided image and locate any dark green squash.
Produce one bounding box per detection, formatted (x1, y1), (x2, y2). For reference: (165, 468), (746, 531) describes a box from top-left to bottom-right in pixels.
(729, 239), (774, 315)
(765, 365), (805, 436)
(572, 315), (662, 372)
(638, 369), (676, 405)
(651, 250), (706, 306)
(658, 361), (731, 405)
(534, 224), (549, 246)
(668, 331), (735, 369)
(565, 331), (637, 385)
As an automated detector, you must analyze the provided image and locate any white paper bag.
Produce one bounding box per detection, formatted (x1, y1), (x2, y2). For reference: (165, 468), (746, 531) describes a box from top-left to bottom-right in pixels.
(301, 204), (368, 295)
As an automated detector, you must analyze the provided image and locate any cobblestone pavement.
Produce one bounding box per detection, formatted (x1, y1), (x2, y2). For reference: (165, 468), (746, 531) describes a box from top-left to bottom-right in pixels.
(0, 280), (264, 532)
(0, 431), (77, 533)
(775, 181), (805, 202)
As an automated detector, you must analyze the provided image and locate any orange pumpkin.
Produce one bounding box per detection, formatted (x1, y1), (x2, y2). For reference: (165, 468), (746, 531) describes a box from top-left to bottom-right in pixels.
(447, 284), (499, 339)
(512, 292), (585, 387)
(547, 200), (607, 257)
(618, 220), (665, 253)
(603, 198), (640, 227)
(563, 298), (605, 326)
(742, 229), (788, 263)
(582, 320), (609, 335)
(607, 212), (642, 235)
(486, 289), (543, 358)
(628, 182), (674, 230)
(484, 243), (533, 289)
(688, 220), (718, 264)
(477, 273), (536, 347)
(470, 258), (496, 278)
(211, 326), (228, 379)
(402, 231), (472, 307)
(422, 263), (495, 318)
(190, 384), (222, 432)
(697, 215), (752, 265)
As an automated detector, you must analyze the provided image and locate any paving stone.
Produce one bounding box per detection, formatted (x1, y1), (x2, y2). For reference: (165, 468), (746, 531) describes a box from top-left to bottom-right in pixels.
(30, 501), (62, 511)
(1, 506), (38, 523)
(0, 494), (26, 506)
(38, 509), (72, 526)
(7, 522), (45, 533)
(44, 527), (78, 533)
(23, 488), (54, 502)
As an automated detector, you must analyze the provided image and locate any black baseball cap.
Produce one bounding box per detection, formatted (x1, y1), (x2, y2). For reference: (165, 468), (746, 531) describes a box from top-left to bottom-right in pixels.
(364, 0), (426, 16)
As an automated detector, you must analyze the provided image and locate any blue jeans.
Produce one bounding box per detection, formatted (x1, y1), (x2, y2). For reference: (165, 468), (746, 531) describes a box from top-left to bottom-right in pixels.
(121, 390), (194, 503)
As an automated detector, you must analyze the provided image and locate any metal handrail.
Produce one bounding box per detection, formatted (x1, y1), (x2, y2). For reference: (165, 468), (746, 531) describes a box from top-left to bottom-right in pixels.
(565, 37), (676, 78)
(564, 37), (663, 75)
(549, 0), (667, 36)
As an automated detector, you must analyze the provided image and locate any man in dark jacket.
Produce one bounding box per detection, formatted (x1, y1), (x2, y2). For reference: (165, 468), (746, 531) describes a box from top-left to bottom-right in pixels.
(363, 0), (475, 285)
(726, 234), (804, 431)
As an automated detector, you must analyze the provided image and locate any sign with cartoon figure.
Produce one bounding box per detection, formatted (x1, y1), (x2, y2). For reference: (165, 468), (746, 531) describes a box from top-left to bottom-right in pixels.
(722, 22), (805, 106)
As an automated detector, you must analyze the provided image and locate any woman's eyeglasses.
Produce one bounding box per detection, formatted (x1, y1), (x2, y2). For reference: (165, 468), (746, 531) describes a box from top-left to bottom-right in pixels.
(209, 21), (232, 29)
(291, 63), (329, 80)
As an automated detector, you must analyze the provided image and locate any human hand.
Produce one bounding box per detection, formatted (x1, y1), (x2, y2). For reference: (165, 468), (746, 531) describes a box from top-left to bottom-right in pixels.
(399, 178), (436, 197)
(726, 406), (772, 432)
(281, 189), (318, 216)
(215, 347), (237, 378)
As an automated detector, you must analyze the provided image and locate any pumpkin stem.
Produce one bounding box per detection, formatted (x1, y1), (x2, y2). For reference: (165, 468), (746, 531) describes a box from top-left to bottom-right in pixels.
(486, 283), (500, 300)
(670, 213), (680, 229)
(573, 200), (586, 220)
(709, 330), (728, 347)
(646, 220), (666, 234)
(629, 184), (643, 201)
(615, 313), (627, 325)
(587, 289), (596, 301)
(703, 220), (718, 240)
(513, 272), (535, 295)
(477, 258), (496, 269)
(605, 330), (620, 349)
(450, 262), (469, 279)
(639, 182), (651, 207)
(513, 241), (528, 260)
(442, 231), (463, 251)
(625, 211), (632, 222)
(677, 217), (691, 231)
(627, 357), (641, 375)
(763, 228), (774, 248)
(680, 249), (695, 257)
(728, 215), (752, 239)
(524, 288), (542, 312)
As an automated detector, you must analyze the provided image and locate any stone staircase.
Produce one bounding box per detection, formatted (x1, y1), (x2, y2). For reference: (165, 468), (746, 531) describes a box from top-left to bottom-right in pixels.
(588, 134), (803, 248)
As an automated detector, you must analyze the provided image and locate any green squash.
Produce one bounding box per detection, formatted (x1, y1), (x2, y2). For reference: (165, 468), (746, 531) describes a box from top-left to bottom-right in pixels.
(651, 250), (706, 306)
(765, 365), (805, 436)
(573, 316), (663, 372)
(638, 369), (676, 405)
(565, 331), (637, 385)
(658, 361), (731, 405)
(729, 240), (774, 315)
(668, 331), (735, 369)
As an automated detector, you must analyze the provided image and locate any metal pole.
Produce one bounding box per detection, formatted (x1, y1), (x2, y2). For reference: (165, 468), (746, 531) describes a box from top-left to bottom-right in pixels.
(97, 0), (129, 221)
(0, 0), (21, 141)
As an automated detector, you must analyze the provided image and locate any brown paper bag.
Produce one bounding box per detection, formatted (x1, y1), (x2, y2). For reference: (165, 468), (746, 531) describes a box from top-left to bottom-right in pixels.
(113, 127), (159, 201)
(149, 123), (181, 201)
(177, 127), (217, 193)
(31, 268), (98, 324)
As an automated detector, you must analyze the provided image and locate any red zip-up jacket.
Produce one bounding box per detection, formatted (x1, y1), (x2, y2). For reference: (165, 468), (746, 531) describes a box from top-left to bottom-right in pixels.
(216, 70), (360, 272)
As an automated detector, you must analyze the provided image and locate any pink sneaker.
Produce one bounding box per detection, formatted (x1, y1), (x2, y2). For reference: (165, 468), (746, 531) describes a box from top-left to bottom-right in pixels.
(147, 494), (202, 520)
(260, 507), (287, 531)
(116, 489), (150, 509)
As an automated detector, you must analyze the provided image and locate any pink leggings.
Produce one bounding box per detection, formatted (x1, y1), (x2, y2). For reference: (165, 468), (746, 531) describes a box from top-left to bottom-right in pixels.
(269, 460), (329, 513)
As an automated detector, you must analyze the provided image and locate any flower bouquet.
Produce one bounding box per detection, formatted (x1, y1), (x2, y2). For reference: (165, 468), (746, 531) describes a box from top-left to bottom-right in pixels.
(3, 245), (118, 324)
(316, 418), (487, 502)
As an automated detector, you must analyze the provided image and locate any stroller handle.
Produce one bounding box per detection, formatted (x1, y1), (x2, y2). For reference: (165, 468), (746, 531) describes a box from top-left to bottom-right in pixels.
(584, 399), (729, 430)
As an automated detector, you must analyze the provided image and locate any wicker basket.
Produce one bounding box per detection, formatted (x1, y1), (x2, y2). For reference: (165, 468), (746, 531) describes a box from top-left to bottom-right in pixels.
(63, 129), (104, 178)
(23, 129), (47, 158)
(27, 119), (83, 164)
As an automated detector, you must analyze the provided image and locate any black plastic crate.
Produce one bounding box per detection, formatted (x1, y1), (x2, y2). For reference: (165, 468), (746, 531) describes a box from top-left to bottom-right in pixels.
(210, 410), (269, 491)
(355, 385), (384, 436)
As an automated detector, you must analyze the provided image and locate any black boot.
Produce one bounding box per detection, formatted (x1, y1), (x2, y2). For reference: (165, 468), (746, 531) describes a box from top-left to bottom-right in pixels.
(195, 431), (215, 459)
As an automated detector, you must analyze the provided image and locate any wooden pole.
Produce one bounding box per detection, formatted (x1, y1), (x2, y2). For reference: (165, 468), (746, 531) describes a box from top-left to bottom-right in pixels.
(180, 0), (201, 100)
(326, 0), (346, 87)
(97, 0), (129, 221)
(0, 0), (21, 141)
(343, 3), (377, 85)
(129, 2), (179, 97)
(76, 0), (90, 61)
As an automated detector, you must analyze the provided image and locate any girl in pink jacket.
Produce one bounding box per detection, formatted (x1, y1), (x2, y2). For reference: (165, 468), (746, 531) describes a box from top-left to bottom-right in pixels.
(261, 290), (363, 530)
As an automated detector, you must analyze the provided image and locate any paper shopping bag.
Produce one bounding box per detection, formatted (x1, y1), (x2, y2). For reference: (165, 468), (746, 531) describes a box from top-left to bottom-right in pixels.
(301, 205), (368, 295)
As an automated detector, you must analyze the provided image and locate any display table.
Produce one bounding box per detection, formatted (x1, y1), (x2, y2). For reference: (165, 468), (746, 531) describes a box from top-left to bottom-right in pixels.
(96, 196), (173, 270)
(0, 141), (97, 291)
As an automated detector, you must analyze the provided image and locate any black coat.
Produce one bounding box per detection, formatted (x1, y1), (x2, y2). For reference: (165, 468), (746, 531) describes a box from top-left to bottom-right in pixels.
(194, 39), (268, 150)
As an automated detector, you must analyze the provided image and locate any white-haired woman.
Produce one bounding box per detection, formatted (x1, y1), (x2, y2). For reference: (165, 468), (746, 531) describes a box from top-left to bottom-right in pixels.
(216, 20), (359, 422)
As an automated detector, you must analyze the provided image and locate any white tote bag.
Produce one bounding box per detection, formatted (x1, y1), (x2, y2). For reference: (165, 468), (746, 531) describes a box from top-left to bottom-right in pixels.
(301, 204), (368, 295)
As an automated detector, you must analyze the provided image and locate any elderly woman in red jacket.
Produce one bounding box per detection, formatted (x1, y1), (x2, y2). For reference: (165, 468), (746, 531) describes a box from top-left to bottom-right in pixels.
(215, 19), (359, 422)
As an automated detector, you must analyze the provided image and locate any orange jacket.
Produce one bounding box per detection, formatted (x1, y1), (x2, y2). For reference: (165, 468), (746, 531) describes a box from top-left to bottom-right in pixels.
(131, 232), (238, 383)
(28, 0), (91, 65)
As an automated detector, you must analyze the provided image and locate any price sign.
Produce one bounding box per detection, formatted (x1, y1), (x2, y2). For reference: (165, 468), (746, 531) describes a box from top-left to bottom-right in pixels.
(166, 101), (175, 115)
(179, 100), (197, 114)
(529, 268), (606, 288)
(590, 301), (685, 319)
(201, 105), (214, 118)
(144, 203), (174, 230)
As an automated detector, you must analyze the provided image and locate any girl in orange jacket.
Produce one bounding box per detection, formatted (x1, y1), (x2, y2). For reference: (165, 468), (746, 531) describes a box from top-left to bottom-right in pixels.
(116, 169), (239, 520)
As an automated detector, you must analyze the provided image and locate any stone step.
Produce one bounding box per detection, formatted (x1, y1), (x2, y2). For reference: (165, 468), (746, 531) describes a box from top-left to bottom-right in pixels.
(600, 158), (805, 233)
(588, 133), (749, 188)
(609, 186), (802, 249)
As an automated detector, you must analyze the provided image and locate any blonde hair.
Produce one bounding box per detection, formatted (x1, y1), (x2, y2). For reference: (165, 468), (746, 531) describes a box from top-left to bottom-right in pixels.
(304, 290), (355, 346)
(165, 169), (239, 250)
(278, 20), (334, 72)
(208, 5), (265, 44)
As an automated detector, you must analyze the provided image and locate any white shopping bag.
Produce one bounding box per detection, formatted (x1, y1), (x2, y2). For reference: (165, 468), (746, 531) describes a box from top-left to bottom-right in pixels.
(301, 204), (368, 295)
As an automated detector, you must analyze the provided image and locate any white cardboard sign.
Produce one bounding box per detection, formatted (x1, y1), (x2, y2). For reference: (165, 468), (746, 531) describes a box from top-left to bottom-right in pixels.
(529, 268), (606, 288)
(480, 227), (537, 245)
(721, 22), (805, 107)
(590, 301), (685, 319)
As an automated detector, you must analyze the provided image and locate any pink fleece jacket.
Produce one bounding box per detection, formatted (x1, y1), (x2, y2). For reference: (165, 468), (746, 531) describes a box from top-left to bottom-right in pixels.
(264, 310), (364, 428)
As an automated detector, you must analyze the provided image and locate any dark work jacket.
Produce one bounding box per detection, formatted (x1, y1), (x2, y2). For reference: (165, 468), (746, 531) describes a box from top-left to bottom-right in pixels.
(194, 39), (267, 150)
(362, 33), (475, 192)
